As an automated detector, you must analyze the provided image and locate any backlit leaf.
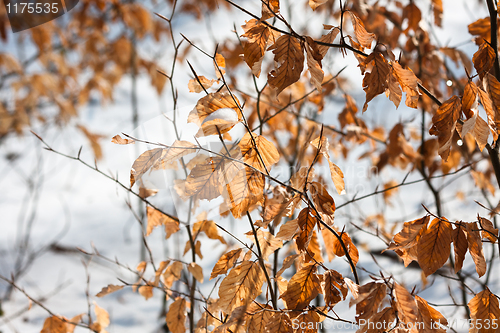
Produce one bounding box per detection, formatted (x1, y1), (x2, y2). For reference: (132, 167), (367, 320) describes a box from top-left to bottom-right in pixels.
(465, 222), (487, 277)
(166, 297), (187, 333)
(210, 248), (243, 280)
(268, 35), (305, 96)
(281, 262), (320, 310)
(468, 289), (500, 333)
(349, 12), (376, 49)
(241, 19), (280, 77)
(429, 95), (461, 161)
(417, 217), (452, 276)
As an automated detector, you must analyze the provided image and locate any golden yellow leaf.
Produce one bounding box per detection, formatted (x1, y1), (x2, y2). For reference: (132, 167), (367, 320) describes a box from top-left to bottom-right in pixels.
(268, 35), (304, 96)
(465, 222), (487, 277)
(96, 284), (124, 297)
(281, 262), (320, 310)
(321, 227), (336, 262)
(306, 230), (324, 263)
(332, 231), (359, 267)
(247, 304), (272, 333)
(111, 134), (134, 145)
(349, 12), (376, 49)
(188, 262), (204, 283)
(468, 289), (500, 333)
(241, 19), (280, 77)
(310, 137), (345, 195)
(146, 206), (180, 238)
(417, 217), (452, 276)
(154, 260), (170, 287)
(210, 248), (243, 280)
(163, 261), (183, 288)
(166, 297), (187, 333)
(188, 76), (216, 93)
(429, 95), (461, 161)
(183, 240), (203, 259)
(218, 261), (264, 313)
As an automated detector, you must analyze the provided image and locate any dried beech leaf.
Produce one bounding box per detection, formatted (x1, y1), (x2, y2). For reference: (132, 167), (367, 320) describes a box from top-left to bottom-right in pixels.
(268, 35), (304, 96)
(468, 289), (500, 333)
(349, 12), (376, 49)
(281, 262), (320, 310)
(96, 284), (124, 297)
(188, 76), (216, 93)
(146, 206), (180, 238)
(465, 222), (487, 277)
(452, 223), (468, 273)
(241, 19), (280, 77)
(188, 262), (204, 283)
(417, 217), (452, 276)
(473, 42), (496, 78)
(429, 95), (461, 161)
(360, 53), (391, 112)
(111, 134), (134, 145)
(166, 297), (187, 333)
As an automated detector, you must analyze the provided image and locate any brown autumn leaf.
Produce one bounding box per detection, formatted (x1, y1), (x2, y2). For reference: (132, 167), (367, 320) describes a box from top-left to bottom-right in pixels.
(188, 92), (241, 126)
(281, 262), (320, 310)
(452, 223), (468, 273)
(349, 12), (376, 49)
(188, 262), (204, 283)
(305, 37), (324, 92)
(163, 261), (183, 288)
(417, 217), (452, 276)
(268, 35), (305, 96)
(352, 282), (387, 322)
(294, 207), (318, 252)
(361, 307), (396, 333)
(276, 218), (300, 241)
(478, 216), (499, 243)
(394, 283), (419, 326)
(246, 229), (283, 261)
(246, 304), (272, 333)
(188, 76), (216, 93)
(111, 134), (135, 145)
(138, 285), (153, 300)
(77, 125), (103, 160)
(462, 80), (479, 117)
(276, 253), (300, 278)
(456, 109), (489, 151)
(360, 52), (391, 112)
(265, 312), (293, 333)
(310, 136), (345, 195)
(241, 19), (280, 77)
(239, 132), (280, 170)
(309, 0), (328, 10)
(218, 261), (264, 313)
(468, 17), (491, 43)
(465, 222), (487, 277)
(308, 182), (336, 226)
(391, 61), (420, 108)
(184, 148), (241, 201)
(96, 284), (124, 297)
(166, 297), (187, 333)
(41, 316), (66, 333)
(473, 42), (496, 78)
(468, 288), (500, 333)
(192, 218), (226, 244)
(146, 206), (180, 238)
(429, 95), (461, 161)
(130, 148), (164, 187)
(482, 73), (500, 136)
(332, 231), (359, 267)
(261, 0), (279, 20)
(402, 3), (421, 33)
(91, 302), (110, 333)
(415, 295), (448, 331)
(387, 216), (429, 250)
(321, 270), (348, 307)
(214, 53), (226, 79)
(317, 27), (340, 58)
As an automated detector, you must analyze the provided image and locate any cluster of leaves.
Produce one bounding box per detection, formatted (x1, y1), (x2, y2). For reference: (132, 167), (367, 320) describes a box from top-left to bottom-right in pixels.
(12, 0), (500, 331)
